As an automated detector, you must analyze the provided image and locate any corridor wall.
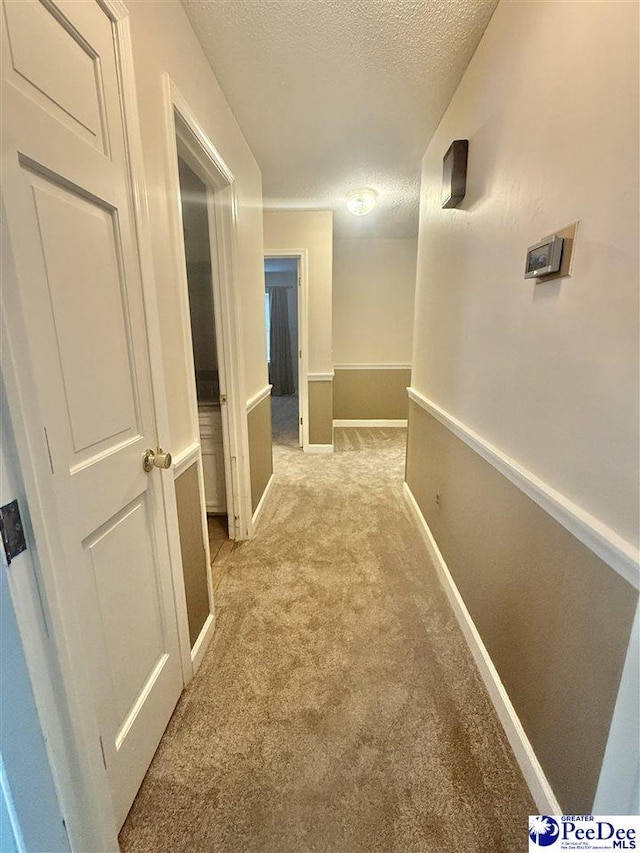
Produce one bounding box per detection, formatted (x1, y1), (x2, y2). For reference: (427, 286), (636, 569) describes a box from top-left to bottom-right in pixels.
(405, 0), (639, 813)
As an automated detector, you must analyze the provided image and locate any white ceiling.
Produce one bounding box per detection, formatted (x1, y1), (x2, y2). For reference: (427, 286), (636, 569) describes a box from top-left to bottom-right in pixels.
(181, 0), (498, 239)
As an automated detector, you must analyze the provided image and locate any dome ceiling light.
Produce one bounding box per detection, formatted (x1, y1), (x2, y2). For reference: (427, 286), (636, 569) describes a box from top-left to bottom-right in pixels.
(346, 188), (377, 216)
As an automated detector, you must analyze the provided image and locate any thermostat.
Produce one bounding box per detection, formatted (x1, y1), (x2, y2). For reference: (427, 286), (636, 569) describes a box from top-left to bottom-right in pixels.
(524, 235), (564, 279)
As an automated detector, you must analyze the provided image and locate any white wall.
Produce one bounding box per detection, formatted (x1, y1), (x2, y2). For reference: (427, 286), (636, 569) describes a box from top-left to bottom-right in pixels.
(412, 0), (639, 547)
(263, 211), (333, 373)
(128, 0), (267, 453)
(333, 238), (417, 365)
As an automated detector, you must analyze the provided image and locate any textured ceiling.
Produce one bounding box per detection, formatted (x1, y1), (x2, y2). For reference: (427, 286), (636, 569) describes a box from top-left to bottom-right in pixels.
(181, 0), (498, 238)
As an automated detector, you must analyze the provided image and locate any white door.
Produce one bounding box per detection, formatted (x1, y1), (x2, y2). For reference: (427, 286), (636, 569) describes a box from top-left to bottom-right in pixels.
(1, 0), (183, 829)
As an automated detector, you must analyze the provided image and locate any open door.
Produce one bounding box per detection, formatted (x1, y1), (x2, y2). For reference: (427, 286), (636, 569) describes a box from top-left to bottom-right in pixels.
(264, 252), (309, 451)
(1, 0), (183, 829)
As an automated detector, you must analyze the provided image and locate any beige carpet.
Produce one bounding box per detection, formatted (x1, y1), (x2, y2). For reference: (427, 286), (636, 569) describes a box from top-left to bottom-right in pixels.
(120, 428), (534, 853)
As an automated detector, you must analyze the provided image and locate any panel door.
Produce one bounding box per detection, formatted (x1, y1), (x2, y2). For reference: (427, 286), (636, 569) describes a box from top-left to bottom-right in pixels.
(1, 0), (183, 828)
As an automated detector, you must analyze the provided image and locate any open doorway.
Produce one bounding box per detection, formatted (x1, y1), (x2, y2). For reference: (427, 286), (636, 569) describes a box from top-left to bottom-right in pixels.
(176, 154), (233, 588)
(265, 257), (299, 447)
(264, 253), (308, 453)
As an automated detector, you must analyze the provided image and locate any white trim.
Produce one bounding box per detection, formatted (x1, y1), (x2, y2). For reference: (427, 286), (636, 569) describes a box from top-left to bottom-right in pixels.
(163, 76), (253, 546)
(593, 602), (640, 814)
(172, 442), (200, 479)
(120, 13), (196, 687)
(0, 755), (25, 853)
(98, 0), (127, 18)
(308, 372), (335, 382)
(190, 613), (216, 675)
(305, 444), (334, 454)
(251, 473), (275, 532)
(333, 419), (408, 428)
(334, 363), (412, 371)
(403, 482), (562, 815)
(265, 250), (309, 449)
(408, 387), (640, 589)
(246, 384), (272, 414)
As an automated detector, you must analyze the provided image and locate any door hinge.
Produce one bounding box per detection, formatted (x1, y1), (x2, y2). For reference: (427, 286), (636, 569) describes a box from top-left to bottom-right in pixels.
(98, 735), (107, 769)
(299, 350), (302, 359)
(299, 417), (303, 425)
(297, 275), (301, 287)
(0, 500), (27, 566)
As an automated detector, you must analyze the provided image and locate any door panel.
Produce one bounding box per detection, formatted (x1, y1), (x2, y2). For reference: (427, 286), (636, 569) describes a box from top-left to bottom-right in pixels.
(1, 0), (183, 829)
(85, 497), (165, 726)
(30, 175), (139, 454)
(3, 0), (109, 153)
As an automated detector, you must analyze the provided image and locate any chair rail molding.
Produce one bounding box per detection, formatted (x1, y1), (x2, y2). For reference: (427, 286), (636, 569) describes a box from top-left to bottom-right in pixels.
(246, 384), (272, 414)
(172, 442), (200, 479)
(334, 363), (411, 371)
(407, 387), (640, 589)
(308, 372), (335, 381)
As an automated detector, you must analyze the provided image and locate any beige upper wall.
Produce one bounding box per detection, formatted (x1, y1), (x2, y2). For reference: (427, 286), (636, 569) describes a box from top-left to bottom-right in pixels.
(263, 210), (333, 373)
(333, 238), (417, 365)
(412, 0), (639, 547)
(127, 0), (267, 454)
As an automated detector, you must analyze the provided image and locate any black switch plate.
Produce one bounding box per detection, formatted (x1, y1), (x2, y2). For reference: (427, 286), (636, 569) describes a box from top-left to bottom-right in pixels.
(0, 500), (27, 565)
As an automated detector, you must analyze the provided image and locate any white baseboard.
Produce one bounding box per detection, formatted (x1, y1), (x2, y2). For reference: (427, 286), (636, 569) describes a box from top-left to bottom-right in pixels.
(333, 419), (408, 428)
(403, 481), (562, 815)
(191, 612), (215, 674)
(305, 444), (334, 454)
(252, 473), (275, 532)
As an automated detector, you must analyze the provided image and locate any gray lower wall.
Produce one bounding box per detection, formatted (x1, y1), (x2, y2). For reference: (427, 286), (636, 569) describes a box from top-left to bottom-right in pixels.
(175, 463), (210, 648)
(333, 369), (411, 420)
(247, 394), (273, 513)
(405, 399), (638, 812)
(308, 380), (333, 445)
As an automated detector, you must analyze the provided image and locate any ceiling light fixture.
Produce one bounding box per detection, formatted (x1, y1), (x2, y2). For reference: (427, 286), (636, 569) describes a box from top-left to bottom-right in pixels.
(346, 188), (377, 216)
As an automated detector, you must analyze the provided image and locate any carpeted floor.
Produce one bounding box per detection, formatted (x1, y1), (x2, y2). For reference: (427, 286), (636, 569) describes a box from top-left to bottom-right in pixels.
(271, 394), (299, 448)
(119, 427), (534, 853)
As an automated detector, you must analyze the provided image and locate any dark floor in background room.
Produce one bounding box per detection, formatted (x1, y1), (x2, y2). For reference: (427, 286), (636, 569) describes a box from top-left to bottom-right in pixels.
(208, 514), (234, 592)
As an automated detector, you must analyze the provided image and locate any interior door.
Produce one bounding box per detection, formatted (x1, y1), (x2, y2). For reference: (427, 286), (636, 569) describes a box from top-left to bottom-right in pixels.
(1, 0), (183, 828)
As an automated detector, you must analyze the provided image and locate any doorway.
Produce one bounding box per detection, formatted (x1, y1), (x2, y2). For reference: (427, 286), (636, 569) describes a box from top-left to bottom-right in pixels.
(177, 156), (229, 521)
(166, 79), (253, 545)
(264, 252), (308, 452)
(175, 152), (236, 615)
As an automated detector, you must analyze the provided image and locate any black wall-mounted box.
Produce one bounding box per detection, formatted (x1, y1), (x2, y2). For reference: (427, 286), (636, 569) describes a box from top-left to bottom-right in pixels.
(442, 139), (469, 209)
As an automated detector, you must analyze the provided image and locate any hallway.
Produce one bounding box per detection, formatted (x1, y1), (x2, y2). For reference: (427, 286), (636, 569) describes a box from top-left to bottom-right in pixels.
(120, 429), (533, 853)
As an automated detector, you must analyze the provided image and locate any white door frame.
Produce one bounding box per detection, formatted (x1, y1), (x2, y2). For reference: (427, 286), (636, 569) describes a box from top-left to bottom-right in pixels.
(264, 251), (310, 450)
(161, 76), (253, 543)
(0, 1), (176, 848)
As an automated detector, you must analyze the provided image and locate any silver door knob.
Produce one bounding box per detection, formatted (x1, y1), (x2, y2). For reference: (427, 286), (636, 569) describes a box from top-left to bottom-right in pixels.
(142, 448), (173, 473)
